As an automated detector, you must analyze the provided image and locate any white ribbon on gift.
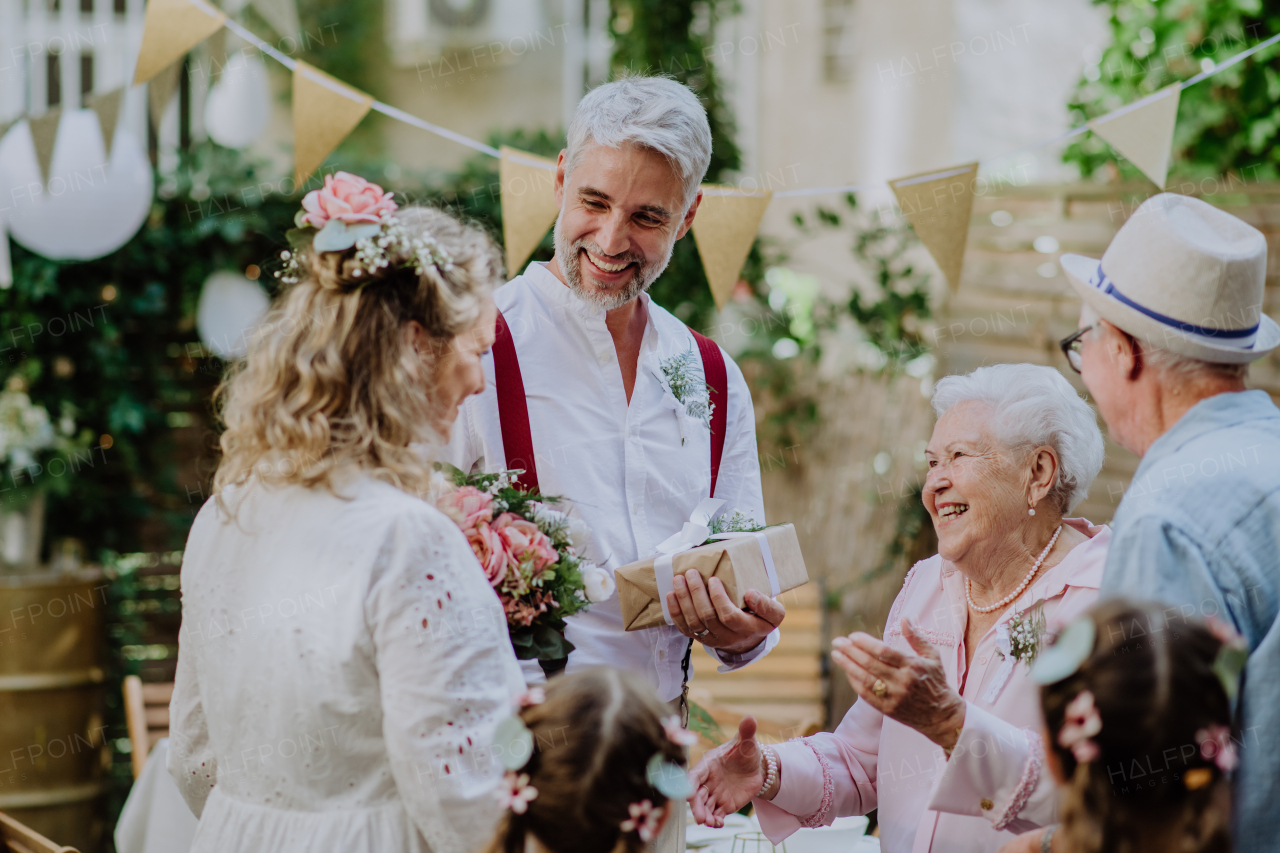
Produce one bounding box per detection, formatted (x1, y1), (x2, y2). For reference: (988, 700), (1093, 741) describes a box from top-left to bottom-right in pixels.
(653, 498), (726, 626)
(708, 530), (781, 598)
(982, 623), (1017, 703)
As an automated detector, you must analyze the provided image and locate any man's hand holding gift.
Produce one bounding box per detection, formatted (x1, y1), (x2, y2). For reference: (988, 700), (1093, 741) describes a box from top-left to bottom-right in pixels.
(666, 570), (785, 654)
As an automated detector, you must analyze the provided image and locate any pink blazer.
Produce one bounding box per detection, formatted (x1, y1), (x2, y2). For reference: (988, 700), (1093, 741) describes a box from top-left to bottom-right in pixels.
(756, 519), (1109, 853)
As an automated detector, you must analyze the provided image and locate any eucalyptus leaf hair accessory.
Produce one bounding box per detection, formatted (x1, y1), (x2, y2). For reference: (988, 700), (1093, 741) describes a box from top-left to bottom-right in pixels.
(494, 713), (535, 771)
(645, 753), (694, 800)
(1206, 616), (1249, 703)
(1030, 615), (1097, 685)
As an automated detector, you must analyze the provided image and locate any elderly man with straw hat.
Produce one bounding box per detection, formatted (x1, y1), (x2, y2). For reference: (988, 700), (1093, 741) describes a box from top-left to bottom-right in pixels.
(1006, 193), (1280, 853)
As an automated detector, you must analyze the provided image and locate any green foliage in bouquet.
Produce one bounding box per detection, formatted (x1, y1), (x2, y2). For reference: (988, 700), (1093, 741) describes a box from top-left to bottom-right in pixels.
(1064, 0), (1280, 181)
(437, 466), (598, 662)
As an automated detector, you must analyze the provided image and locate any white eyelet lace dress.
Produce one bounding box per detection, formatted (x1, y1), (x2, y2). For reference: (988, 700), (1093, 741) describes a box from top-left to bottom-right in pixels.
(167, 472), (526, 853)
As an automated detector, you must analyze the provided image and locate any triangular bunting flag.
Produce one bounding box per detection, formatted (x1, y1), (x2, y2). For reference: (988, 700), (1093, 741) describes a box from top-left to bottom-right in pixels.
(148, 61), (183, 129)
(293, 61), (373, 187)
(1089, 84), (1181, 188)
(889, 162), (979, 292)
(499, 147), (560, 277)
(690, 187), (772, 309)
(133, 0), (226, 86)
(251, 0), (299, 39)
(29, 110), (62, 187)
(85, 88), (125, 159)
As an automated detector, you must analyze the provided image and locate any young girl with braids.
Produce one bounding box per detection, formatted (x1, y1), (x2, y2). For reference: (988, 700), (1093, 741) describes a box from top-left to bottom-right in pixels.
(1027, 598), (1243, 853)
(487, 667), (698, 853)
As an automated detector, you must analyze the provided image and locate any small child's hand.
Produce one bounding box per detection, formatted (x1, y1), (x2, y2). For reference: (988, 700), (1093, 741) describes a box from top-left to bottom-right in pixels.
(689, 716), (765, 827)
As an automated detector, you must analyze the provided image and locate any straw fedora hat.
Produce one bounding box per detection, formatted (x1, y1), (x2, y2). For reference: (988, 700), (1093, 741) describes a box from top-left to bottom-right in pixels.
(1060, 193), (1279, 364)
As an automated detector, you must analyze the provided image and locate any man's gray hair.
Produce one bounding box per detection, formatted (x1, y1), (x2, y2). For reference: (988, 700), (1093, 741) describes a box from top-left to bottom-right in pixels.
(931, 363), (1105, 513)
(565, 76), (712, 209)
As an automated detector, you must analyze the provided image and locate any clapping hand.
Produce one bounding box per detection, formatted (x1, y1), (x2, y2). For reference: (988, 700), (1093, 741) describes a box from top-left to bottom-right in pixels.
(689, 716), (766, 827)
(831, 618), (967, 750)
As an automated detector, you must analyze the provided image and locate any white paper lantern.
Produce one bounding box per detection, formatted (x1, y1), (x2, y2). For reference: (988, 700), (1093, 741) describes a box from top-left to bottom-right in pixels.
(0, 110), (153, 261)
(197, 270), (271, 359)
(204, 54), (272, 150)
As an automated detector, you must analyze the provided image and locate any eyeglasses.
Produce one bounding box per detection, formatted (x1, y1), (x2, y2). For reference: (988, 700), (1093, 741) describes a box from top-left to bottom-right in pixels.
(1059, 325), (1095, 374)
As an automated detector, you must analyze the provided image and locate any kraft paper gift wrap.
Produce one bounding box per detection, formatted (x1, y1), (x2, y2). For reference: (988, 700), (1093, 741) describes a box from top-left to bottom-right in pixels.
(615, 524), (808, 632)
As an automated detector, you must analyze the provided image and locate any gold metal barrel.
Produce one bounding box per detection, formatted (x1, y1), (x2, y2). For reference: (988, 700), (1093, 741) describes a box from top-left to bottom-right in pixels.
(0, 570), (108, 853)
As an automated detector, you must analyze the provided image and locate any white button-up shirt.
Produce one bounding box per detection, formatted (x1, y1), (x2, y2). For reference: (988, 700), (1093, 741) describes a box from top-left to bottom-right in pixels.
(443, 262), (776, 701)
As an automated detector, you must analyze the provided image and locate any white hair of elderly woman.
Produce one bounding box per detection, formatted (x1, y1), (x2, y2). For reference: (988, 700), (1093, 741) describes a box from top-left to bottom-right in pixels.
(931, 363), (1105, 513)
(565, 75), (712, 209)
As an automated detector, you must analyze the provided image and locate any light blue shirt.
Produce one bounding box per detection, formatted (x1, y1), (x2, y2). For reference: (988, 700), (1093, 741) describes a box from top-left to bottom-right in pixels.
(1100, 389), (1280, 853)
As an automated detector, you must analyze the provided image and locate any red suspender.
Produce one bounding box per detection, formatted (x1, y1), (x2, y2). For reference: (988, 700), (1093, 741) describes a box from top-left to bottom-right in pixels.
(492, 309), (539, 493)
(689, 329), (728, 498)
(491, 311), (729, 498)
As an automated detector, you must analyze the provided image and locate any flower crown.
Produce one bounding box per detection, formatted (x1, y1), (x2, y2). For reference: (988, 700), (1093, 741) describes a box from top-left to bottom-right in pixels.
(276, 172), (455, 287)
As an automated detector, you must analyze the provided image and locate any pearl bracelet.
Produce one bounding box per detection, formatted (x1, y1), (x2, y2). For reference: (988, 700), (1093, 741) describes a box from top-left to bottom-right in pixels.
(758, 745), (779, 799)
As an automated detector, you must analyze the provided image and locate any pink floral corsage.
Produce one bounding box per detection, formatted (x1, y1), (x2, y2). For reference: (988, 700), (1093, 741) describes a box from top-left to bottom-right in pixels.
(1196, 725), (1238, 772)
(620, 799), (664, 842)
(662, 715), (699, 747)
(1058, 689), (1102, 763)
(496, 771), (538, 814)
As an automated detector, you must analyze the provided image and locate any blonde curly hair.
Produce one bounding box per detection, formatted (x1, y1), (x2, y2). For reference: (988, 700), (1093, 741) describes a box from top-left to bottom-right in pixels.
(213, 205), (502, 504)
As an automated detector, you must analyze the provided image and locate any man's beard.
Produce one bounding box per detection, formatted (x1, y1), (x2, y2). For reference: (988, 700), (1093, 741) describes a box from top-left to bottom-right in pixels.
(553, 215), (676, 311)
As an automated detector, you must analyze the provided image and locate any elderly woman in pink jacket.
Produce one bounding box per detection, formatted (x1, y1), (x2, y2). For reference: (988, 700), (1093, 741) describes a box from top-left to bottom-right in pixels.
(691, 363), (1110, 853)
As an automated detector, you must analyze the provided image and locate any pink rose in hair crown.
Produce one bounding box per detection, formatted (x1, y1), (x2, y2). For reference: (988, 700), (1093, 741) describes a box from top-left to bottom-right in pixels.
(493, 513), (559, 572)
(1058, 689), (1102, 763)
(300, 172), (398, 228)
(467, 522), (511, 587)
(438, 486), (495, 530)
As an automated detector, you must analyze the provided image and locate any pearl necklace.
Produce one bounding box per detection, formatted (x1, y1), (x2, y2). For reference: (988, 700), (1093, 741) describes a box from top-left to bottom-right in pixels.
(965, 526), (1062, 614)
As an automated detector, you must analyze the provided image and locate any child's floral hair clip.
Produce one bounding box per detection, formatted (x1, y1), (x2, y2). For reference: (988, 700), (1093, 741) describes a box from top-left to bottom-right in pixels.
(620, 799), (664, 842)
(662, 715), (699, 747)
(1196, 725), (1238, 773)
(276, 171), (455, 287)
(496, 770), (537, 814)
(1057, 689), (1102, 763)
(515, 687), (546, 709)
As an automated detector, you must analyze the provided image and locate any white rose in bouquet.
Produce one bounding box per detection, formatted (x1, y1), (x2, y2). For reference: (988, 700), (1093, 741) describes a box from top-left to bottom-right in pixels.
(566, 514), (592, 553)
(582, 564), (615, 603)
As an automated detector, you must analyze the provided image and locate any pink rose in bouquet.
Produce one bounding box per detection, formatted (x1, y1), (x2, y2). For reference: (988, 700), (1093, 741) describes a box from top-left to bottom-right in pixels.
(467, 522), (511, 587)
(438, 485), (495, 530)
(300, 172), (398, 228)
(493, 513), (559, 572)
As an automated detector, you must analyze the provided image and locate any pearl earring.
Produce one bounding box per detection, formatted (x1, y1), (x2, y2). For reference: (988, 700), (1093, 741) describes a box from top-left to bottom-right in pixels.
(1028, 508), (1036, 516)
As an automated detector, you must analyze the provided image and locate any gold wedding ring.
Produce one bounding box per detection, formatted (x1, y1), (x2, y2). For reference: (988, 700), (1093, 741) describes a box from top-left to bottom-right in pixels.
(872, 679), (888, 698)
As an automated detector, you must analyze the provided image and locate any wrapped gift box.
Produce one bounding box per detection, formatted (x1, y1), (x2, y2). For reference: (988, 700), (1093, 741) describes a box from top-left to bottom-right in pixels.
(615, 524), (809, 631)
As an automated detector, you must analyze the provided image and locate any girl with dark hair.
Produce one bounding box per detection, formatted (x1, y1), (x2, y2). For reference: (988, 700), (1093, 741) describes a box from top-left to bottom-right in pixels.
(1031, 598), (1241, 853)
(486, 667), (696, 853)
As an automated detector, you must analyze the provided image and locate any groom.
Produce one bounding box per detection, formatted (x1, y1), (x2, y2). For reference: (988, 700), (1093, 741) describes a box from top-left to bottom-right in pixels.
(444, 76), (783, 702)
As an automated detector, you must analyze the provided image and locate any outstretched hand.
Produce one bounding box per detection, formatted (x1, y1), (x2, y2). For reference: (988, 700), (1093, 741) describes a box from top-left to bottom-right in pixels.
(689, 716), (765, 827)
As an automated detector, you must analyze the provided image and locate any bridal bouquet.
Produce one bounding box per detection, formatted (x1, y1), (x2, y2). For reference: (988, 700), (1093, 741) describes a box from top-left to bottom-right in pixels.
(436, 466), (614, 664)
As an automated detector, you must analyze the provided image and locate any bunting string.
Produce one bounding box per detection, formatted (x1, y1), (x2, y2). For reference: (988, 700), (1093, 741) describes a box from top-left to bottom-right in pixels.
(213, 7), (1280, 195)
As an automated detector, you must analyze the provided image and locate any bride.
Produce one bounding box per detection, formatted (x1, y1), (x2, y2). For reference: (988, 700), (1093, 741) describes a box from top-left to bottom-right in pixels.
(167, 174), (523, 853)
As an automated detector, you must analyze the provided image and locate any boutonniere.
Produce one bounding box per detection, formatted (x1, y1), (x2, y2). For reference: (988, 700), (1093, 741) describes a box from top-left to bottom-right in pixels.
(1006, 599), (1048, 667)
(654, 347), (715, 445)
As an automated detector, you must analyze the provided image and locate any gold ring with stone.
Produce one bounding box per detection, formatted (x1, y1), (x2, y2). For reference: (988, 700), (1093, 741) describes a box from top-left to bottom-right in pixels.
(872, 679), (888, 698)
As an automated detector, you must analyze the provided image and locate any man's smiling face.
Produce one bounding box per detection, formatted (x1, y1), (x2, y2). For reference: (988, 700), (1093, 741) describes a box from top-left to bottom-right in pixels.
(551, 142), (696, 310)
